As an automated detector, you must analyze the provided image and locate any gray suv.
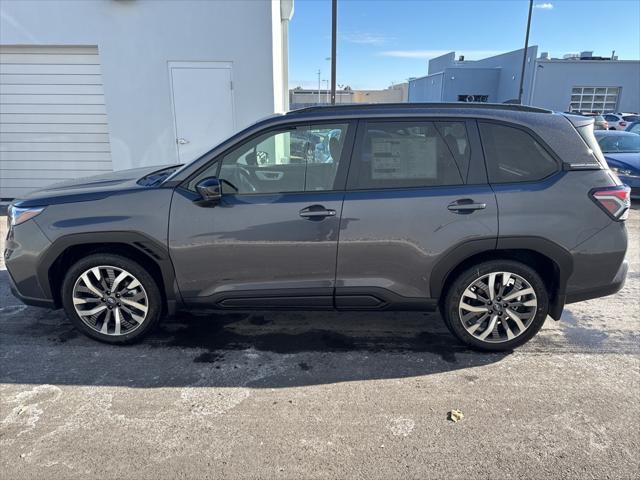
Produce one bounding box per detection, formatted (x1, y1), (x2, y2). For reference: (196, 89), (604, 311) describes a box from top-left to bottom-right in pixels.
(5, 104), (630, 351)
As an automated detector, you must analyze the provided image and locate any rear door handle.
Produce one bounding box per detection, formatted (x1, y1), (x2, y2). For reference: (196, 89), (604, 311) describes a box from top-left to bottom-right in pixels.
(299, 205), (337, 219)
(447, 199), (487, 213)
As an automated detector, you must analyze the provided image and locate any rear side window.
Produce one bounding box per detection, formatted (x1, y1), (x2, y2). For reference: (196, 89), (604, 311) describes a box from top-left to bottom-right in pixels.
(479, 122), (558, 183)
(348, 121), (469, 190)
(622, 115), (640, 122)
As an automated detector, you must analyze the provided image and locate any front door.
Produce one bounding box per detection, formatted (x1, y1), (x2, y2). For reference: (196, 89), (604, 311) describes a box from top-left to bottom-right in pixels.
(169, 62), (235, 163)
(335, 119), (498, 307)
(168, 122), (355, 307)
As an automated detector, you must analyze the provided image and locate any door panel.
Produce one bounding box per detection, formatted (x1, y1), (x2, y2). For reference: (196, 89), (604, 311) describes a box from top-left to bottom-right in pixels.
(336, 118), (497, 303)
(169, 189), (343, 306)
(336, 186), (498, 300)
(170, 63), (234, 163)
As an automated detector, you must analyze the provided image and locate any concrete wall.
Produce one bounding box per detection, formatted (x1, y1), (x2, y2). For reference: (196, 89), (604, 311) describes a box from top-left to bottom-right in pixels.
(352, 83), (408, 103)
(530, 60), (640, 112)
(409, 47), (537, 104)
(441, 68), (500, 102)
(408, 73), (443, 102)
(428, 52), (455, 75)
(0, 0), (287, 170)
(465, 46), (538, 103)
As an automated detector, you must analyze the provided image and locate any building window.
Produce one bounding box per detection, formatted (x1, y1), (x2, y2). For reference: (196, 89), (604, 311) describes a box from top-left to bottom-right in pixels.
(569, 87), (620, 113)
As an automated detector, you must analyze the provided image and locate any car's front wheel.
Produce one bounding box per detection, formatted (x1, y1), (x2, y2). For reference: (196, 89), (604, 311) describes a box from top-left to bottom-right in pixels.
(61, 253), (162, 344)
(443, 260), (549, 351)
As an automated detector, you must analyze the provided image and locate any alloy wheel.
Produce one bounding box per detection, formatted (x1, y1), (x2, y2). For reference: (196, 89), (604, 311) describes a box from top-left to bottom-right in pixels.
(458, 271), (538, 343)
(72, 265), (149, 336)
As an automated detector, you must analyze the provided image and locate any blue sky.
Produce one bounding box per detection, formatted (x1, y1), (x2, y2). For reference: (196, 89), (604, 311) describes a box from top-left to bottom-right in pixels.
(289, 0), (640, 90)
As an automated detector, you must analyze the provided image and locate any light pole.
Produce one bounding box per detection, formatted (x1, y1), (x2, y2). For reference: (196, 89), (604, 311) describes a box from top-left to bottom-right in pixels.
(330, 0), (337, 104)
(317, 69), (321, 104)
(518, 0), (534, 104)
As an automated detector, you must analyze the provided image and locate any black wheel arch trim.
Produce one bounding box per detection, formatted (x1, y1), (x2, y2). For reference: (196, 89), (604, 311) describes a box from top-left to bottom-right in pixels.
(36, 231), (182, 312)
(430, 236), (573, 320)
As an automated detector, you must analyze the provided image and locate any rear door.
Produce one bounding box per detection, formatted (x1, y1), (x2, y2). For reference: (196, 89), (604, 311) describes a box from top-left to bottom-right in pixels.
(335, 118), (498, 307)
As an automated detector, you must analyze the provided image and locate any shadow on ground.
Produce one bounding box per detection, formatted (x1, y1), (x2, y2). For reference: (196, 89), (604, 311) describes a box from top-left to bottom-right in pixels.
(0, 270), (512, 388)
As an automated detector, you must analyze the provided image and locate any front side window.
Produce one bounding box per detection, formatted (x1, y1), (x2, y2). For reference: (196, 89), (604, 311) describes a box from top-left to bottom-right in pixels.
(190, 123), (349, 194)
(479, 122), (558, 183)
(348, 121), (470, 190)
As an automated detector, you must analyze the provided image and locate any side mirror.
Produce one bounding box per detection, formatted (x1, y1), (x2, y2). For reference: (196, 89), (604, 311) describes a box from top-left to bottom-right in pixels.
(195, 177), (222, 206)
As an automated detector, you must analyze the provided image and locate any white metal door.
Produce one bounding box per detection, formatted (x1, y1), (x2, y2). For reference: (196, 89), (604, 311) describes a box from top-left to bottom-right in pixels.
(0, 45), (112, 199)
(169, 63), (234, 163)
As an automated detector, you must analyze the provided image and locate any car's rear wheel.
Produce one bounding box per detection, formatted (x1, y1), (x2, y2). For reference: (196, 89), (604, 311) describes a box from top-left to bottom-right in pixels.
(61, 253), (162, 344)
(443, 260), (548, 351)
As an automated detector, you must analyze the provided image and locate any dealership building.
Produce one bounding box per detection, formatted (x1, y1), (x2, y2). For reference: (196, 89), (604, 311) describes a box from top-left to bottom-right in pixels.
(408, 47), (639, 114)
(0, 0), (294, 199)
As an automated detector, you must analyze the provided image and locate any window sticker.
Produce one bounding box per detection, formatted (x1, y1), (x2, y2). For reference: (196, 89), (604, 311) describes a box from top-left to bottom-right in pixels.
(371, 136), (437, 179)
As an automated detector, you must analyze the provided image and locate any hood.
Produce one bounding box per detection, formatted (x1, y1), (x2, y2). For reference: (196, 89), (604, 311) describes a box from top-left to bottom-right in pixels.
(15, 165), (176, 208)
(603, 152), (640, 172)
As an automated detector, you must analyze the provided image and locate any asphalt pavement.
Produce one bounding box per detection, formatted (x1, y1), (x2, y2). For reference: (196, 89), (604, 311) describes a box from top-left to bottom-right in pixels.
(1, 207), (639, 479)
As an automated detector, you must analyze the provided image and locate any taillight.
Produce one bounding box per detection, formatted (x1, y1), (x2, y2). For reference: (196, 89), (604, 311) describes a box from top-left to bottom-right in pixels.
(619, 121), (627, 127)
(590, 185), (631, 220)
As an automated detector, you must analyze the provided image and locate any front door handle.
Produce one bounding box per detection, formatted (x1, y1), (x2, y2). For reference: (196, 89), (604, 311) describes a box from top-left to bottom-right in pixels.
(299, 205), (337, 219)
(447, 199), (487, 213)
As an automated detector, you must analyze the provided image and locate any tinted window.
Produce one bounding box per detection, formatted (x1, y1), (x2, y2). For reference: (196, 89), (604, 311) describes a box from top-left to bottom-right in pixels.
(479, 123), (558, 183)
(348, 121), (469, 189)
(604, 114), (619, 122)
(622, 115), (640, 122)
(190, 123), (348, 194)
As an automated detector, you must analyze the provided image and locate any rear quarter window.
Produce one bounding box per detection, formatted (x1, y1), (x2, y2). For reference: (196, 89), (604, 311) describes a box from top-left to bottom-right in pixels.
(479, 122), (559, 183)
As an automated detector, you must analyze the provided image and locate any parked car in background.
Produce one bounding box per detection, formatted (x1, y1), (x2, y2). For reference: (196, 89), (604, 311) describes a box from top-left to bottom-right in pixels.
(625, 121), (640, 135)
(581, 113), (609, 130)
(603, 113), (640, 130)
(5, 104), (630, 351)
(595, 130), (640, 199)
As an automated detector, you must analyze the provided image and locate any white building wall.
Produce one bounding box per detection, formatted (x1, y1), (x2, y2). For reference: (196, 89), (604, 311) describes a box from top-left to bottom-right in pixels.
(530, 60), (640, 113)
(0, 0), (288, 172)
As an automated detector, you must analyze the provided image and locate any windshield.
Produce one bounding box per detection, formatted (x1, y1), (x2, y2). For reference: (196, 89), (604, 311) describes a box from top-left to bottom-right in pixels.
(596, 133), (640, 153)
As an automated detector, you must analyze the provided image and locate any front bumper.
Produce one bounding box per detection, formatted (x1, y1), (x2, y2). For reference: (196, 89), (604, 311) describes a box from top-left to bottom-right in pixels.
(5, 219), (55, 309)
(7, 268), (56, 308)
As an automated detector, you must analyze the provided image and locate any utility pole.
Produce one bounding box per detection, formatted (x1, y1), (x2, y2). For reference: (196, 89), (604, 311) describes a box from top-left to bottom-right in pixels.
(518, 0), (533, 104)
(317, 69), (321, 104)
(330, 0), (337, 104)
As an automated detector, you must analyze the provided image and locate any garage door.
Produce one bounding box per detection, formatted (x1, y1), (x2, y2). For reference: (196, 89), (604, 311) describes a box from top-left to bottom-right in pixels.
(0, 45), (112, 199)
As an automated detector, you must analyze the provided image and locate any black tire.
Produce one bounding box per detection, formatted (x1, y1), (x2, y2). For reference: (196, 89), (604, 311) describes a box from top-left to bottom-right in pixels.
(61, 253), (163, 344)
(443, 260), (549, 351)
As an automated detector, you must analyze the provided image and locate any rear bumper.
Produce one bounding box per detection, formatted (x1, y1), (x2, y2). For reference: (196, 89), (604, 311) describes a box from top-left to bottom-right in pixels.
(566, 259), (628, 304)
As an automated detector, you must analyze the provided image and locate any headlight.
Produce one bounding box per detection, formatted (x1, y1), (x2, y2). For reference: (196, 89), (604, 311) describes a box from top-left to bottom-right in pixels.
(8, 205), (45, 227)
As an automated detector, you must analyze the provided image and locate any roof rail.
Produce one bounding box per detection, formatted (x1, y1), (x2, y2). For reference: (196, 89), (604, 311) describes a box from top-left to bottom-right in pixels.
(288, 102), (552, 115)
